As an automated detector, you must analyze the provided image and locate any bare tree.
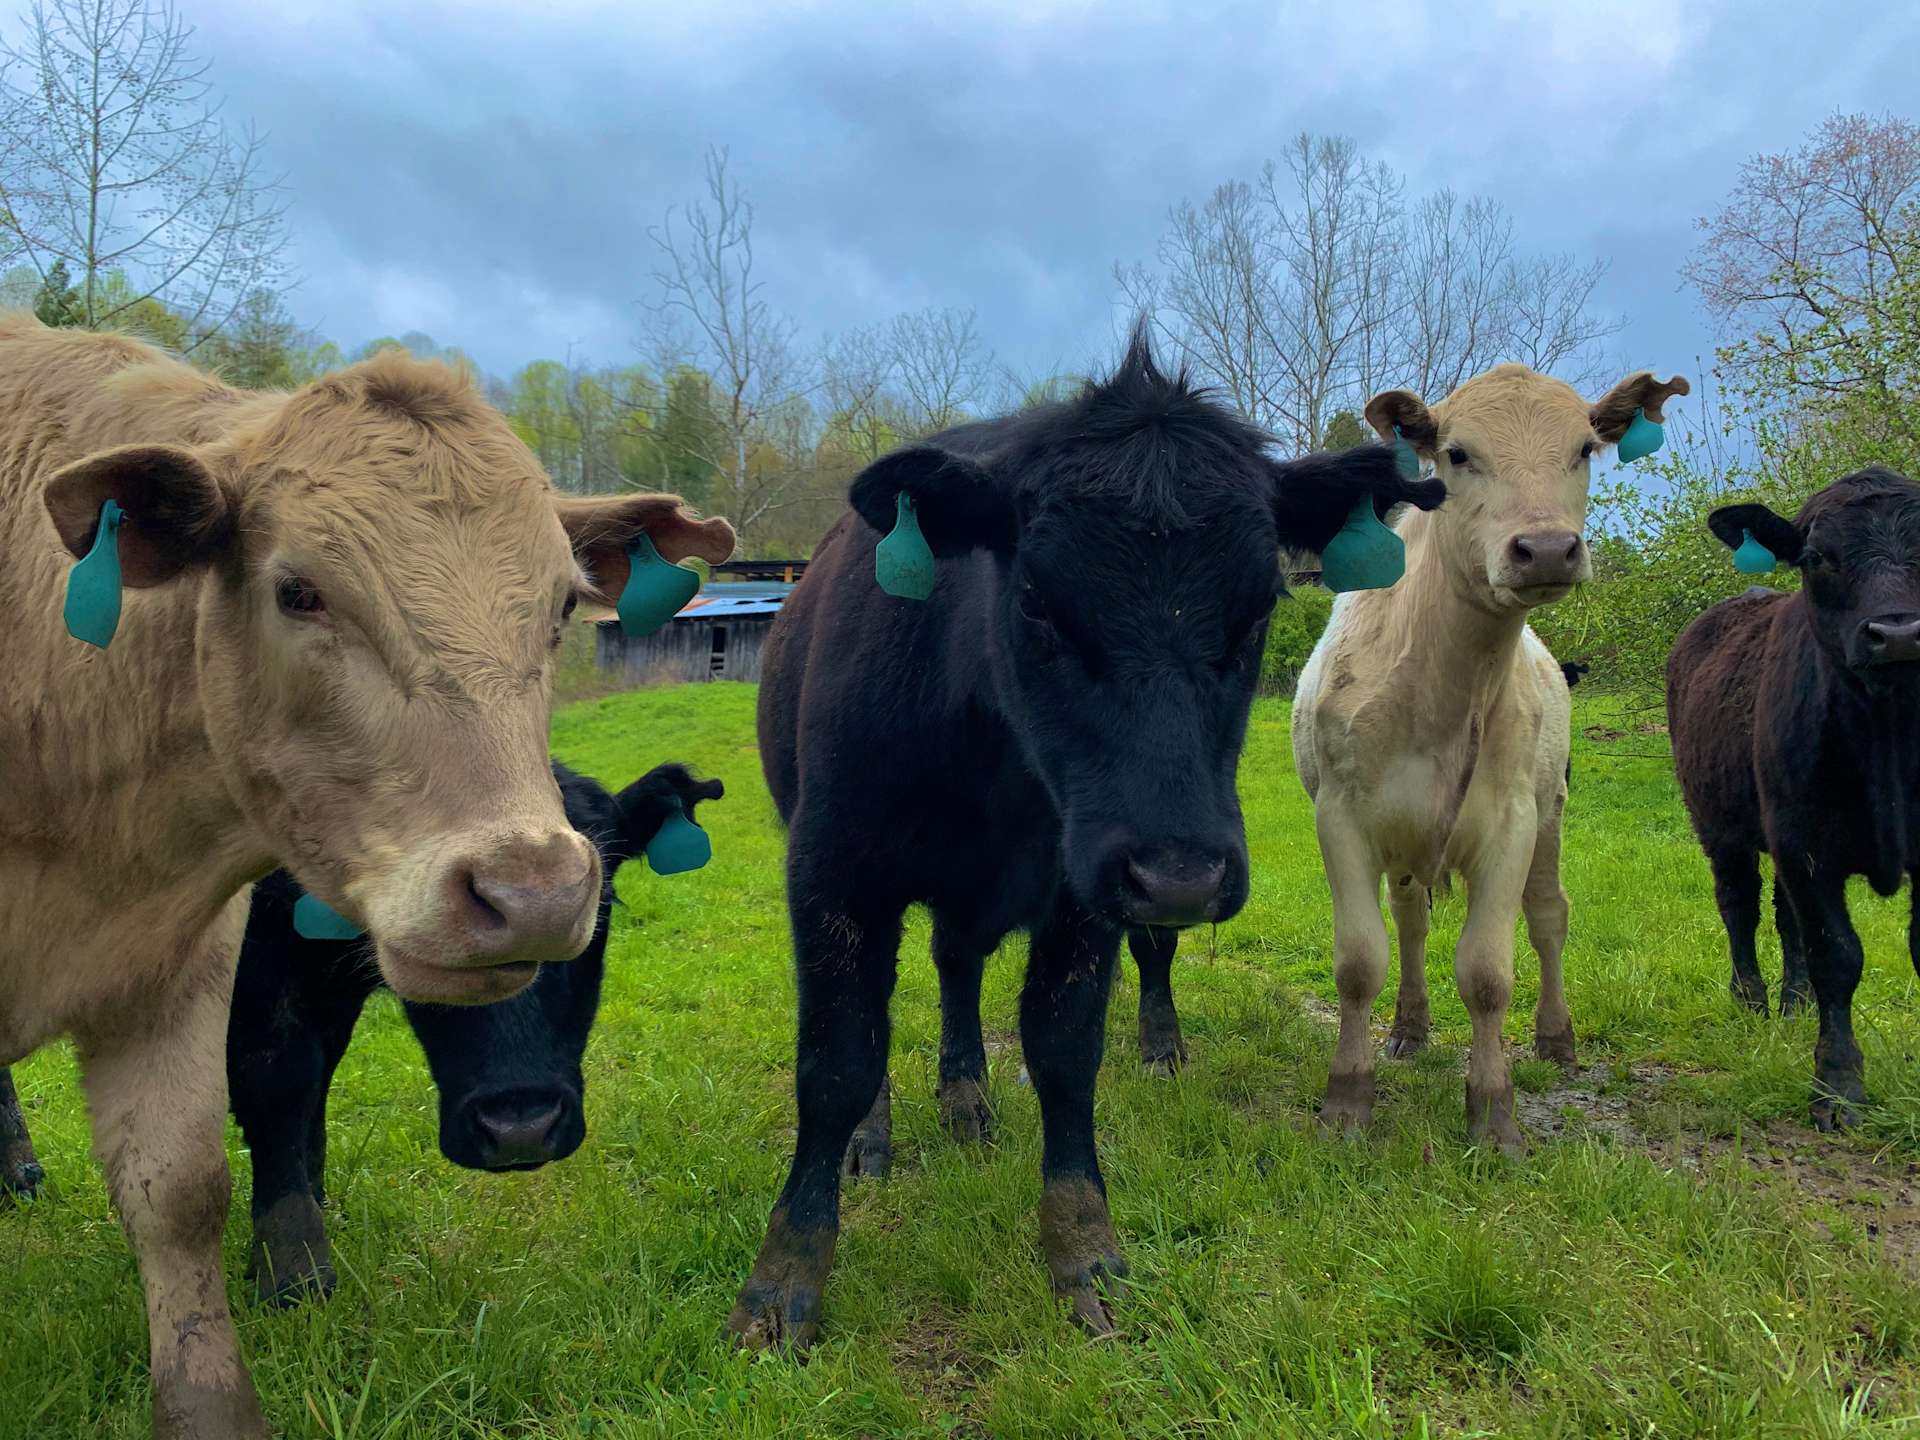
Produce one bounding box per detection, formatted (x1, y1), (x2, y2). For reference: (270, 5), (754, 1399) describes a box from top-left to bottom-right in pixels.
(818, 320), (896, 465)
(888, 304), (991, 435)
(0, 0), (289, 342)
(644, 145), (814, 536)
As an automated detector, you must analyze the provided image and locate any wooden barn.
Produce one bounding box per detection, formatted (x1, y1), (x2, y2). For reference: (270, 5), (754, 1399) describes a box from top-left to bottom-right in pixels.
(594, 559), (805, 685)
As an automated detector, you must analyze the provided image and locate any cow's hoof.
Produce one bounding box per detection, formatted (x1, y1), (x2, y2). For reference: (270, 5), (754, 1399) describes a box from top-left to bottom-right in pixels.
(151, 1376), (271, 1440)
(0, 1156), (43, 1200)
(1534, 1027), (1578, 1073)
(1039, 1177), (1127, 1338)
(1385, 1024), (1429, 1060)
(727, 1210), (835, 1354)
(249, 1193), (335, 1306)
(842, 1129), (891, 1178)
(1730, 976), (1770, 1015)
(937, 1078), (994, 1146)
(1319, 1070), (1375, 1135)
(1139, 1008), (1188, 1075)
(1466, 1081), (1526, 1157)
(1811, 1074), (1864, 1133)
(1780, 986), (1813, 1019)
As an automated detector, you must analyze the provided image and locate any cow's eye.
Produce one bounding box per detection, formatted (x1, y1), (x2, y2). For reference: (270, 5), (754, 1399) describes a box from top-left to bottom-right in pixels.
(276, 575), (326, 619)
(1446, 446), (1470, 468)
(562, 593), (578, 622)
(1579, 441), (1595, 462)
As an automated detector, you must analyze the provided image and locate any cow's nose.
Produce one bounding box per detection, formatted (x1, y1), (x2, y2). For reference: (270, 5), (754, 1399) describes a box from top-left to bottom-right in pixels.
(446, 831), (599, 967)
(466, 1094), (569, 1170)
(1864, 616), (1920, 665)
(1505, 530), (1584, 588)
(1122, 847), (1227, 927)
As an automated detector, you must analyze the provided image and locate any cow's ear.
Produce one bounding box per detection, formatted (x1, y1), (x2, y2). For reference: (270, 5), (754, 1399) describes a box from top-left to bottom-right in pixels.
(1591, 372), (1690, 442)
(1363, 390), (1439, 456)
(557, 492), (737, 621)
(1708, 501), (1805, 565)
(849, 445), (1017, 557)
(1267, 446), (1447, 555)
(44, 444), (234, 588)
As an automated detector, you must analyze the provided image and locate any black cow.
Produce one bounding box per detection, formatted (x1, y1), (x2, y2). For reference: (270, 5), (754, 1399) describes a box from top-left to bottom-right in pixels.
(728, 330), (1444, 1349)
(1561, 660), (1590, 688)
(1668, 467), (1920, 1130)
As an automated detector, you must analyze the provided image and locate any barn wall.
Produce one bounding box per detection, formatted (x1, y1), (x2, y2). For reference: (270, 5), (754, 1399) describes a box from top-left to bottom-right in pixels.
(595, 619), (775, 685)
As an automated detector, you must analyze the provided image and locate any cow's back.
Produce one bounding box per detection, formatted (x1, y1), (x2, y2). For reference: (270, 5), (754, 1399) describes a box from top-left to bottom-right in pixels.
(1667, 590), (1784, 854)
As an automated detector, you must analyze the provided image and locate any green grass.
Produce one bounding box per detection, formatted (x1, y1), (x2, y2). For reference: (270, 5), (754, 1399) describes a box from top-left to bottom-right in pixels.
(6, 684), (1920, 1437)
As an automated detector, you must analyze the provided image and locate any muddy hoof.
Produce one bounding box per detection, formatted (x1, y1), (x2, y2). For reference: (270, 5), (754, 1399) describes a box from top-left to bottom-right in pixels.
(725, 1281), (822, 1353)
(1055, 1253), (1129, 1337)
(249, 1193), (335, 1305)
(1319, 1069), (1375, 1135)
(1811, 1074), (1864, 1133)
(1780, 986), (1813, 1019)
(0, 1156), (43, 1200)
(937, 1079), (994, 1146)
(1730, 975), (1769, 1015)
(151, 1376), (272, 1440)
(1466, 1081), (1526, 1157)
(1140, 1037), (1188, 1076)
(843, 1077), (892, 1178)
(1534, 1027), (1578, 1072)
(1039, 1177), (1128, 1338)
(1384, 1025), (1429, 1060)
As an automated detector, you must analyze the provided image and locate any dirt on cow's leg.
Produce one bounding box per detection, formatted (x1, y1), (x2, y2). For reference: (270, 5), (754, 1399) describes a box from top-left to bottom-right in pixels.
(1128, 928), (1187, 1074)
(1386, 876), (1431, 1059)
(1457, 845), (1529, 1157)
(0, 1067), (44, 1199)
(79, 953), (271, 1440)
(932, 918), (996, 1145)
(729, 890), (900, 1353)
(1525, 823), (1577, 1072)
(842, 1074), (893, 1178)
(249, 1191), (335, 1305)
(1319, 817), (1387, 1135)
(1025, 891), (1127, 1336)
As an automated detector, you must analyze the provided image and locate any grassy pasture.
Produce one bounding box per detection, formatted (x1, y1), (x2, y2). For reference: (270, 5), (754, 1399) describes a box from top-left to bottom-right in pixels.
(6, 682), (1920, 1438)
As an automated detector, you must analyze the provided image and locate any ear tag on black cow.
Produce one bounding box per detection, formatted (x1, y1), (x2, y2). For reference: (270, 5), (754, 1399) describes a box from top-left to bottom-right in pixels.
(645, 795), (711, 875)
(875, 490), (935, 601)
(616, 533), (700, 637)
(292, 891), (364, 941)
(1391, 424), (1420, 481)
(1733, 529), (1779, 575)
(1320, 495), (1406, 594)
(1615, 407), (1665, 465)
(64, 499), (125, 649)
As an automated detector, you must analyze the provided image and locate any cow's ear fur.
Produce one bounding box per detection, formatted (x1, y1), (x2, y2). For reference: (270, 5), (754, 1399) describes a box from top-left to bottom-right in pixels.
(557, 493), (736, 621)
(1591, 372), (1691, 442)
(1363, 390), (1439, 455)
(1708, 502), (1805, 565)
(849, 445), (1017, 557)
(44, 444), (234, 588)
(1268, 446), (1447, 555)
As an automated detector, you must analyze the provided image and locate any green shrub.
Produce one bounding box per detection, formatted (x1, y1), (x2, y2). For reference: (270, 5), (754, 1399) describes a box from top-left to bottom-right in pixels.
(1261, 584), (1334, 695)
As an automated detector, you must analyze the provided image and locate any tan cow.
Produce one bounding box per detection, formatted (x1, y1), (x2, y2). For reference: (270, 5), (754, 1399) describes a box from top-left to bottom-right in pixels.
(0, 317), (734, 1439)
(1292, 364), (1686, 1153)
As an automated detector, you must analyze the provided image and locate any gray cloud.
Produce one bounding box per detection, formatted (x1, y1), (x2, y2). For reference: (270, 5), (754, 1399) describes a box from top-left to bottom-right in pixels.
(180, 0), (1917, 395)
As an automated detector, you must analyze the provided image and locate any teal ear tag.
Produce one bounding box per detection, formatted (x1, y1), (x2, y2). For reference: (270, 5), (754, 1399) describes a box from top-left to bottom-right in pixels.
(616, 533), (700, 637)
(1320, 496), (1406, 593)
(874, 491), (935, 600)
(1733, 529), (1778, 575)
(293, 892), (364, 941)
(1391, 425), (1420, 481)
(63, 499), (125, 649)
(645, 797), (711, 875)
(1615, 407), (1665, 464)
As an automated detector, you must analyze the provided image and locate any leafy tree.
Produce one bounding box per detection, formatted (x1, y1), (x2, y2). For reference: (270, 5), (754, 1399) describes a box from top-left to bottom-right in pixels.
(31, 257), (81, 326)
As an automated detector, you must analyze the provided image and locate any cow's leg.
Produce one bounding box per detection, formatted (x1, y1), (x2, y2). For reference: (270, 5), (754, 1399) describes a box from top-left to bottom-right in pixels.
(1456, 823), (1534, 1156)
(1776, 862), (1866, 1131)
(1524, 821), (1576, 1071)
(1710, 849), (1768, 1014)
(1318, 806), (1387, 1134)
(729, 891), (900, 1352)
(843, 1075), (892, 1178)
(79, 981), (270, 1440)
(231, 989), (363, 1304)
(1128, 927), (1187, 1073)
(1386, 874), (1431, 1059)
(932, 917), (995, 1144)
(1024, 890), (1126, 1335)
(1775, 873), (1812, 1017)
(0, 1067), (44, 1199)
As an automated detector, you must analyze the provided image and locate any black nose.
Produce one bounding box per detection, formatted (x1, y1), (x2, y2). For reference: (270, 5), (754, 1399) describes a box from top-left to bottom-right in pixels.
(467, 1094), (568, 1169)
(1864, 616), (1920, 666)
(1122, 847), (1227, 927)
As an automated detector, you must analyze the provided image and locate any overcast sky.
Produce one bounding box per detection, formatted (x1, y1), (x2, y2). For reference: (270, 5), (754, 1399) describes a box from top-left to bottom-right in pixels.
(154, 0), (1920, 394)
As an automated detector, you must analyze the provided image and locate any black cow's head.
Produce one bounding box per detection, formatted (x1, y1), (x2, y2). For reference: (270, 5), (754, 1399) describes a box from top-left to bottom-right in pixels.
(404, 763), (721, 1170)
(850, 329), (1444, 929)
(1711, 467), (1920, 681)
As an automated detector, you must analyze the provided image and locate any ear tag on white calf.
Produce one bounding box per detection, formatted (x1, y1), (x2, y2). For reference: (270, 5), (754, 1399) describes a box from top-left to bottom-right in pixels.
(1733, 529), (1779, 575)
(64, 499), (125, 649)
(875, 490), (935, 601)
(617, 533), (701, 637)
(1615, 407), (1665, 464)
(293, 891), (364, 941)
(1320, 495), (1406, 593)
(1391, 424), (1420, 481)
(645, 795), (712, 875)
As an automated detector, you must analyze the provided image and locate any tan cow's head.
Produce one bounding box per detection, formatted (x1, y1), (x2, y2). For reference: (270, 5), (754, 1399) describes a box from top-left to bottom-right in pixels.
(43, 355), (735, 1004)
(1365, 365), (1688, 610)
